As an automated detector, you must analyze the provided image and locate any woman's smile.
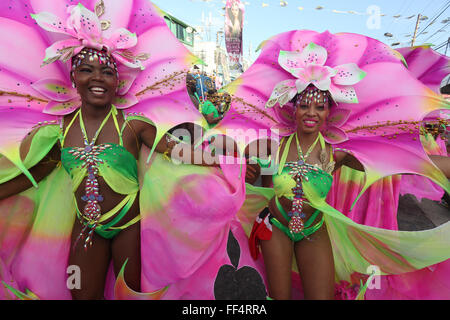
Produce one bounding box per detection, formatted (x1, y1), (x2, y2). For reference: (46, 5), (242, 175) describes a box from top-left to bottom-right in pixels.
(303, 118), (319, 128)
(88, 86), (108, 97)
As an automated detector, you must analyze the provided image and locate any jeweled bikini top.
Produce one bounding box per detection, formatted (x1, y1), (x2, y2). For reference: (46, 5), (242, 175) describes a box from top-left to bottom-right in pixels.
(60, 105), (138, 195)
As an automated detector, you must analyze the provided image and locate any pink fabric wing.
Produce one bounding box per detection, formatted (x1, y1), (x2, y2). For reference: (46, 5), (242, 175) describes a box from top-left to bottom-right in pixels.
(397, 46), (450, 94)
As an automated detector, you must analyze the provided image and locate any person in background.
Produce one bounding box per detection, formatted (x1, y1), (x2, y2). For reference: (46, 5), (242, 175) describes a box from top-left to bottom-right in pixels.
(200, 89), (223, 127)
(186, 73), (200, 109)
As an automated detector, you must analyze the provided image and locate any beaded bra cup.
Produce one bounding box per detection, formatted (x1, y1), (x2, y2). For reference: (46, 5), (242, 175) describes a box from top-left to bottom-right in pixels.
(61, 142), (138, 189)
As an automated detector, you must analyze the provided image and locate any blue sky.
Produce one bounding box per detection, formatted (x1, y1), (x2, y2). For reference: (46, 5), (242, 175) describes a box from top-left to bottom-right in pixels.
(152, 0), (449, 61)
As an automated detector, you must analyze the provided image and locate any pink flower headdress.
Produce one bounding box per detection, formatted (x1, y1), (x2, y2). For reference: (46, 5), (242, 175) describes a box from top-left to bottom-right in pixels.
(29, 1), (149, 115)
(263, 42), (367, 143)
(31, 1), (148, 69)
(266, 42), (366, 108)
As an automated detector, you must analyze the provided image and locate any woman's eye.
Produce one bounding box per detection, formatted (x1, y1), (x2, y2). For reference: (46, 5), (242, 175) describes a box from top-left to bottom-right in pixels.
(103, 69), (115, 76)
(316, 105), (325, 110)
(299, 105), (308, 109)
(79, 68), (91, 72)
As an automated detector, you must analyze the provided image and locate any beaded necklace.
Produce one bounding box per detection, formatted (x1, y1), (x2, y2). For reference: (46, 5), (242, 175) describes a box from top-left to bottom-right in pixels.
(69, 106), (115, 249)
(285, 132), (321, 236)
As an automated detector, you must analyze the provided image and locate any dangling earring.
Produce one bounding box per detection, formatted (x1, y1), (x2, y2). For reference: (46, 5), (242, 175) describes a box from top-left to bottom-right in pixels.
(72, 81), (76, 89)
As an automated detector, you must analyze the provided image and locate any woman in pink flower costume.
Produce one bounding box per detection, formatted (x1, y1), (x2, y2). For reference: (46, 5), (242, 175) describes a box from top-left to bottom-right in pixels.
(214, 30), (450, 299)
(0, 1), (256, 300)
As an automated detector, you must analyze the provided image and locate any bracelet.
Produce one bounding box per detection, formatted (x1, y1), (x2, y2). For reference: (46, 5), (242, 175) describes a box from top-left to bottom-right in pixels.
(163, 149), (171, 161)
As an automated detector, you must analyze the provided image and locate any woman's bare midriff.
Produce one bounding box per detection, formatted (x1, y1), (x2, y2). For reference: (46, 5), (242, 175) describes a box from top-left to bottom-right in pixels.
(268, 196), (322, 228)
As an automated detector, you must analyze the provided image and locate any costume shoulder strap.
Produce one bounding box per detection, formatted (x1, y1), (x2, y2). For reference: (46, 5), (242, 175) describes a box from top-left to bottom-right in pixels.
(60, 110), (81, 148)
(278, 134), (295, 175)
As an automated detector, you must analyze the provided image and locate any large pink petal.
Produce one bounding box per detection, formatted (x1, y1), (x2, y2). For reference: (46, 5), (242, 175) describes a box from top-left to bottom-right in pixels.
(271, 123), (296, 137)
(338, 133), (450, 204)
(131, 24), (197, 73)
(43, 98), (80, 115)
(117, 66), (140, 96)
(30, 11), (72, 36)
(322, 126), (348, 144)
(31, 78), (77, 102)
(397, 46), (450, 94)
(125, 0), (174, 37)
(68, 3), (102, 44)
(327, 108), (351, 127)
(127, 91), (202, 127)
(107, 28), (137, 50)
(342, 63), (444, 131)
(99, 0), (133, 35)
(0, 17), (66, 81)
(114, 93), (138, 110)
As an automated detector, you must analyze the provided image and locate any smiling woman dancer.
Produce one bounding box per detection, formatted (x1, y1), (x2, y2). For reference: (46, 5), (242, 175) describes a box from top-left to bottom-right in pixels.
(0, 25), (180, 301)
(216, 31), (450, 300)
(252, 84), (449, 300)
(0, 1), (251, 300)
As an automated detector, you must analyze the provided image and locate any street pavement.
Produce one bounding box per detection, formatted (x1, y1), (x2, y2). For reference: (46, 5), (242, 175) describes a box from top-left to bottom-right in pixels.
(398, 194), (449, 231)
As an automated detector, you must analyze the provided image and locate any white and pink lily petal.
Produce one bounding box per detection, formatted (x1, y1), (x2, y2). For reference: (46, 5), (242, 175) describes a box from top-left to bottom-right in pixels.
(265, 79), (298, 108)
(333, 63), (367, 86)
(293, 65), (337, 92)
(30, 11), (76, 37)
(278, 43), (328, 72)
(66, 3), (103, 43)
(329, 84), (360, 104)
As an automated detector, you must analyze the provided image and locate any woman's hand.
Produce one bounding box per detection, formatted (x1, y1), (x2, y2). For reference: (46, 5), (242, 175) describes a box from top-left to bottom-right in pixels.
(245, 163), (261, 184)
(334, 150), (364, 172)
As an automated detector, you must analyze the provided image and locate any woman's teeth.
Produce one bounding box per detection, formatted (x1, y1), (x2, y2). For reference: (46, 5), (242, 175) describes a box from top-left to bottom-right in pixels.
(90, 87), (106, 95)
(304, 120), (317, 127)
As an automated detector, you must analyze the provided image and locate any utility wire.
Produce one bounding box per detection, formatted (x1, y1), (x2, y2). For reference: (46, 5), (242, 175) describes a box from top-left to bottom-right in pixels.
(415, 0), (450, 38)
(434, 40), (449, 50)
(423, 22), (450, 42)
